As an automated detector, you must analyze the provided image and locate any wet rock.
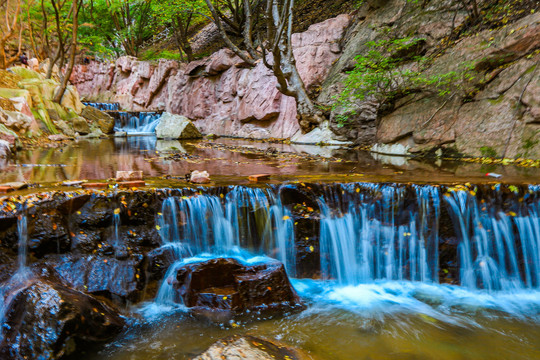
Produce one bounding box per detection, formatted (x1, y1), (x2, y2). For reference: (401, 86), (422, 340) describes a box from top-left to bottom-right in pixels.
(194, 335), (309, 360)
(189, 170), (210, 184)
(27, 209), (70, 257)
(71, 195), (113, 228)
(81, 105), (115, 134)
(147, 245), (179, 280)
(155, 112), (202, 139)
(0, 278), (124, 360)
(55, 254), (146, 303)
(72, 117), (91, 135)
(171, 258), (304, 319)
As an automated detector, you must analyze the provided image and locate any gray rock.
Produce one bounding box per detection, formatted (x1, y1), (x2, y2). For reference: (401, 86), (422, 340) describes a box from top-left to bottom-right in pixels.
(155, 112), (202, 139)
(72, 117), (91, 135)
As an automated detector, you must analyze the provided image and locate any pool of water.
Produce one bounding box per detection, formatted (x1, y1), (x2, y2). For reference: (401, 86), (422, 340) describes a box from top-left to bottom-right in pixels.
(85, 275), (540, 360)
(1, 136), (540, 185)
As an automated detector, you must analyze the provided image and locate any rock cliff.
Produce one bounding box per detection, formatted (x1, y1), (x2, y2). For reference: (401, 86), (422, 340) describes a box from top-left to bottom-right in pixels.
(72, 1), (540, 157)
(71, 15), (351, 140)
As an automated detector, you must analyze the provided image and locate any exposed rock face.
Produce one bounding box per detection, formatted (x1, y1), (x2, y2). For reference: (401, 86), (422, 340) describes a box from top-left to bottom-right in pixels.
(194, 335), (310, 360)
(81, 105), (115, 134)
(319, 0), (540, 157)
(71, 15), (352, 140)
(0, 277), (125, 360)
(155, 112), (202, 139)
(170, 258), (304, 319)
(72, 117), (91, 135)
(0, 139), (11, 158)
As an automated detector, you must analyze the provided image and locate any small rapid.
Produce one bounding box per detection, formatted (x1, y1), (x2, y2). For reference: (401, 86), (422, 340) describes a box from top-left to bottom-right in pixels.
(138, 183), (540, 322)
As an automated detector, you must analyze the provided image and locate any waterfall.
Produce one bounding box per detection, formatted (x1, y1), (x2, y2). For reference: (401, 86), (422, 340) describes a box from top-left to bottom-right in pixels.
(147, 182), (540, 314)
(444, 184), (540, 291)
(17, 212), (28, 273)
(155, 187), (295, 270)
(113, 209), (121, 255)
(114, 112), (161, 134)
(83, 102), (120, 111)
(318, 183), (440, 285)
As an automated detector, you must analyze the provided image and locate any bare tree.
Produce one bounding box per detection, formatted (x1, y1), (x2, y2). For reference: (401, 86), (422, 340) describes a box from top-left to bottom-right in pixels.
(261, 0), (323, 131)
(0, 0), (23, 69)
(54, 0), (78, 103)
(205, 0), (323, 132)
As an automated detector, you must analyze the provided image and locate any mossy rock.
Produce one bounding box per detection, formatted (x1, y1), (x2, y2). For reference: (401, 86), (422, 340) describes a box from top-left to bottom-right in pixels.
(10, 67), (45, 81)
(0, 88), (33, 107)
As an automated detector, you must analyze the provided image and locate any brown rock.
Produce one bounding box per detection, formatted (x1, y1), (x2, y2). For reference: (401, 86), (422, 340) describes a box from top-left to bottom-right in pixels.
(82, 182), (108, 189)
(248, 174), (271, 182)
(118, 180), (145, 188)
(81, 106), (115, 134)
(72, 117), (91, 135)
(170, 258), (304, 319)
(194, 335), (310, 360)
(116, 170), (143, 181)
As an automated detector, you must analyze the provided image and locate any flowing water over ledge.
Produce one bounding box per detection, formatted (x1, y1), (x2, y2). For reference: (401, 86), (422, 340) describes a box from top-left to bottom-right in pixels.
(1, 182), (539, 359)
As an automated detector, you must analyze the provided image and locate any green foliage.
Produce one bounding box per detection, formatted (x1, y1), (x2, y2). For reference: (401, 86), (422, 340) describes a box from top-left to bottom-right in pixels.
(333, 36), (475, 127)
(140, 49), (183, 61)
(480, 146), (498, 158)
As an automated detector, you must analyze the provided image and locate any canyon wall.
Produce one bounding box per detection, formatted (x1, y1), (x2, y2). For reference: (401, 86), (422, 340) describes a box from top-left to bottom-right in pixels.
(71, 15), (351, 141)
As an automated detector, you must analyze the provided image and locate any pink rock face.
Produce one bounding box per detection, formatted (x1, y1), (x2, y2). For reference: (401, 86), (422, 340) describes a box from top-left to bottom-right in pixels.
(116, 170), (143, 181)
(71, 15), (351, 139)
(190, 170), (210, 184)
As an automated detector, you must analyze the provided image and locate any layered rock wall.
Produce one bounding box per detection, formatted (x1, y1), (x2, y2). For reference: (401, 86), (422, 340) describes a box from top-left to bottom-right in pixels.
(71, 15), (351, 139)
(320, 0), (540, 156)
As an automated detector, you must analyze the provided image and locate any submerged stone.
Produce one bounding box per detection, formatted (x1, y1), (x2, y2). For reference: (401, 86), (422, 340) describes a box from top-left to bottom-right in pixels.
(194, 335), (309, 360)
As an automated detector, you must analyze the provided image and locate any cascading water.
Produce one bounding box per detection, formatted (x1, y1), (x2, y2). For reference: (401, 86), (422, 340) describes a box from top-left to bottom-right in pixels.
(17, 212), (28, 273)
(141, 182), (540, 324)
(318, 183), (440, 285)
(152, 186), (295, 306)
(114, 112), (161, 134)
(83, 102), (120, 111)
(445, 184), (540, 291)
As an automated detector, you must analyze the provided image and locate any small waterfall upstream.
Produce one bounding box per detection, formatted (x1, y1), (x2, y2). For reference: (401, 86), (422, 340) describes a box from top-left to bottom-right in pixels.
(83, 102), (120, 111)
(114, 112), (161, 134)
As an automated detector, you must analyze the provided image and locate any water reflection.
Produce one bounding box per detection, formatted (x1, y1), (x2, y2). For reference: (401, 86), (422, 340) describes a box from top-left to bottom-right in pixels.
(1, 136), (540, 184)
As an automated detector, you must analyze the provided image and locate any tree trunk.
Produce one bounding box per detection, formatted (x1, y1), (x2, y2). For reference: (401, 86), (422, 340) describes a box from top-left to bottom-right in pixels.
(54, 0), (78, 103)
(263, 0), (323, 132)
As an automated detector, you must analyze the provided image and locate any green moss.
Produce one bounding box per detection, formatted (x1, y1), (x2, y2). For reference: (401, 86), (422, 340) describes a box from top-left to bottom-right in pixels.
(10, 67), (44, 81)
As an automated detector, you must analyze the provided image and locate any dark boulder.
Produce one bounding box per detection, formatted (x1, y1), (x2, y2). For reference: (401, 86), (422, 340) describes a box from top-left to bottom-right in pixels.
(171, 258), (304, 320)
(54, 254), (146, 304)
(0, 278), (124, 360)
(27, 209), (71, 257)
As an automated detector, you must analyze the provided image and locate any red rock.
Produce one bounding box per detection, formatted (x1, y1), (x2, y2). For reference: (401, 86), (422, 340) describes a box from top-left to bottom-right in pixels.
(0, 186), (14, 194)
(118, 181), (145, 188)
(190, 170), (210, 184)
(82, 183), (108, 189)
(170, 258), (304, 319)
(248, 174), (271, 182)
(70, 15), (351, 139)
(116, 171), (143, 181)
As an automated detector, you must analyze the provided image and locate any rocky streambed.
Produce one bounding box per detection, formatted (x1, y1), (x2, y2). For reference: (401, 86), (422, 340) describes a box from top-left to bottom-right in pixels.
(1, 181), (540, 359)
